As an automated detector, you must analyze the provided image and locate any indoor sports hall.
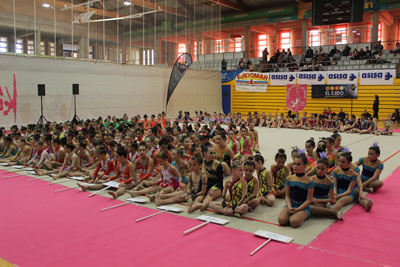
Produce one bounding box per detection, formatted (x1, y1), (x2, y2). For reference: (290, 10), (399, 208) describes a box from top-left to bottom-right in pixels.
(0, 0), (400, 266)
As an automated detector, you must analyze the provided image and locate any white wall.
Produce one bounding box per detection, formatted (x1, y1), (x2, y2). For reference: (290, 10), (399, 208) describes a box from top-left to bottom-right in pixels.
(0, 55), (221, 127)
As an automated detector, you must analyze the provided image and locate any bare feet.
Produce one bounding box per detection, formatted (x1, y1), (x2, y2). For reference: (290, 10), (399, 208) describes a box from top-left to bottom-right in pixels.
(148, 193), (156, 202)
(199, 204), (205, 211)
(187, 197), (193, 214)
(336, 210), (343, 220)
(364, 187), (374, 193)
(77, 183), (87, 192)
(108, 191), (117, 199)
(366, 199), (373, 212)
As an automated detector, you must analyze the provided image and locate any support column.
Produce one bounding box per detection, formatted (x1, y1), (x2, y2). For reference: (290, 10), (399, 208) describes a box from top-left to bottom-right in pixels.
(244, 26), (249, 58)
(302, 19), (307, 54)
(196, 32), (200, 60)
(371, 11), (379, 43)
(79, 36), (88, 59)
(35, 30), (41, 55)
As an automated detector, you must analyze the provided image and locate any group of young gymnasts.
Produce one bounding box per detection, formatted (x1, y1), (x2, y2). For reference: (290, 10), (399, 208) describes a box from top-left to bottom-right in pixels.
(0, 111), (385, 228)
(186, 110), (394, 135)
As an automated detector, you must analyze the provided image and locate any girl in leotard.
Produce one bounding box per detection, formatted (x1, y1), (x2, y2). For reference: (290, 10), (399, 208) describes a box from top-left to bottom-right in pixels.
(128, 151), (181, 202)
(197, 142), (224, 211)
(0, 136), (17, 160)
(255, 154), (275, 206)
(214, 132), (234, 169)
(278, 154), (314, 228)
(227, 129), (241, 160)
(209, 161), (249, 217)
(305, 138), (318, 169)
(248, 122), (259, 152)
(330, 152), (357, 213)
(171, 148), (190, 185)
(242, 160), (260, 211)
(356, 144), (384, 193)
(260, 112), (267, 127)
(270, 149), (291, 197)
(237, 126), (253, 161)
(331, 132), (343, 152)
(287, 147), (300, 175)
(377, 115), (393, 135)
(310, 158), (343, 220)
(187, 156), (208, 213)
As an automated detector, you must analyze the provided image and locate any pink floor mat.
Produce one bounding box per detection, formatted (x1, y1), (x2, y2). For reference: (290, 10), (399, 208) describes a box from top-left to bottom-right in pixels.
(0, 173), (388, 267)
(310, 168), (400, 267)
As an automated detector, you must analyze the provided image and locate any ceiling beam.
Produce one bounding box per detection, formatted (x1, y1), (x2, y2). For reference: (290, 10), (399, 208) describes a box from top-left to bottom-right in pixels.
(208, 0), (244, 11)
(128, 0), (185, 17)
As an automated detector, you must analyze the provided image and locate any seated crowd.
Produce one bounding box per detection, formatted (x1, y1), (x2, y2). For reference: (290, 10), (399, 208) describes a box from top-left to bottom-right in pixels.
(227, 40), (399, 73)
(0, 108), (390, 228)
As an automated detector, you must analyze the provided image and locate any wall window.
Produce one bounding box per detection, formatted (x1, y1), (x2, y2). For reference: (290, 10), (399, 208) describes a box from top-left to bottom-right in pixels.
(0, 37), (8, 53)
(27, 40), (34, 55)
(257, 34), (268, 57)
(89, 46), (94, 59)
(40, 41), (45, 55)
(366, 22), (382, 42)
(151, 49), (154, 65)
(142, 49), (146, 65)
(214, 39), (224, 53)
(334, 27), (347, 44)
(279, 31), (291, 50)
(234, 37), (242, 52)
(177, 43), (186, 56)
(308, 29), (320, 47)
(49, 42), (55, 56)
(16, 39), (23, 54)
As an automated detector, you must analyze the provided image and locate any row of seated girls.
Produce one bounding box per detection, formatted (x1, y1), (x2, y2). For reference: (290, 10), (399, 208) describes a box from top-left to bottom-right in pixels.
(0, 117), (384, 228)
(181, 111), (394, 136)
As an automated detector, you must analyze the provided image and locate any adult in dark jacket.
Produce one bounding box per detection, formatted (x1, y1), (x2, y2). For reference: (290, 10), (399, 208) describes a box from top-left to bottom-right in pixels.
(373, 95), (379, 119)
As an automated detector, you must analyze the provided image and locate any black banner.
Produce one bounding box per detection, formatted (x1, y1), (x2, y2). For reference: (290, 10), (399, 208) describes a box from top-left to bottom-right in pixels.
(166, 53), (192, 106)
(312, 84), (358, 99)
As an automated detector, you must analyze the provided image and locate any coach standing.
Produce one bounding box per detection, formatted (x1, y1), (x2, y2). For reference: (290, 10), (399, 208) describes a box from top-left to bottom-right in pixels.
(373, 95), (379, 119)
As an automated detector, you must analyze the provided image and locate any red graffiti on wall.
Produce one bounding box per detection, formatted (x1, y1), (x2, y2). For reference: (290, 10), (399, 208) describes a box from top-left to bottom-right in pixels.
(0, 74), (17, 123)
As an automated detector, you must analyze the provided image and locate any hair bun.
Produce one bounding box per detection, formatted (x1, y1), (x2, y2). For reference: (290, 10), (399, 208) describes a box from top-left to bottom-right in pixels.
(278, 148), (285, 153)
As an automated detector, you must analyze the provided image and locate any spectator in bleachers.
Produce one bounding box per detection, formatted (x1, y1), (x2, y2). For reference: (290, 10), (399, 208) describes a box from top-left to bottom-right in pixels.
(262, 48), (269, 62)
(365, 46), (372, 59)
(312, 57), (323, 71)
(299, 55), (307, 67)
(392, 42), (400, 54)
(245, 59), (252, 69)
(322, 53), (331, 66)
(375, 51), (389, 64)
(332, 48), (342, 64)
(305, 47), (313, 58)
(351, 48), (359, 60)
(238, 58), (246, 69)
(358, 48), (366, 59)
(342, 45), (351, 56)
(317, 47), (326, 56)
(373, 40), (384, 55)
(329, 45), (340, 58)
(287, 56), (299, 72)
(221, 59), (227, 71)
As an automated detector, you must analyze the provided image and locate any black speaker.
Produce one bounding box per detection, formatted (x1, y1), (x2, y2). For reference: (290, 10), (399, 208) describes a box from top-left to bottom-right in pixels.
(38, 84), (45, 96)
(72, 84), (79, 95)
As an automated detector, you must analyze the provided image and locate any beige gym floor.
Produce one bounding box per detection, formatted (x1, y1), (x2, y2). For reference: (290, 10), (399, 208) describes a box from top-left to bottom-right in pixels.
(2, 128), (399, 245)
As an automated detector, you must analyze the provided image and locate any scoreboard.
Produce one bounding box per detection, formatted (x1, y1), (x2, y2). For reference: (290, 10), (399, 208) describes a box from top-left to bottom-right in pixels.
(312, 0), (363, 26)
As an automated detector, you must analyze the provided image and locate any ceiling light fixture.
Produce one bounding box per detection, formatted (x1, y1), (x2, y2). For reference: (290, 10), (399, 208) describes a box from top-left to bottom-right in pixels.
(42, 3), (51, 8)
(123, 1), (132, 5)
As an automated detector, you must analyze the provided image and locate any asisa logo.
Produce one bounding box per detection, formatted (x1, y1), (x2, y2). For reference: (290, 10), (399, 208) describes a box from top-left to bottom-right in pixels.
(318, 74), (324, 81)
(361, 72), (383, 79)
(298, 74), (316, 80)
(270, 74), (288, 80)
(289, 75), (295, 81)
(328, 73), (348, 80)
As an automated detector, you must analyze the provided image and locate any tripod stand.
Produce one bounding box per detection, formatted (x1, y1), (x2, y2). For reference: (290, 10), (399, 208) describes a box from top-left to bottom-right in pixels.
(72, 94), (80, 123)
(36, 95), (48, 127)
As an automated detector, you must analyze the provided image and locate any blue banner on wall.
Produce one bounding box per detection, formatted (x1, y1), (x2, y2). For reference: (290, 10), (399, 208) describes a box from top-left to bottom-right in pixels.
(221, 70), (243, 83)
